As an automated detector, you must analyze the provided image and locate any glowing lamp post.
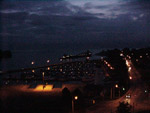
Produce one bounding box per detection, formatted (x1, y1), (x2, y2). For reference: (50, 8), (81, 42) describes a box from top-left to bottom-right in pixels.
(74, 96), (78, 100)
(129, 76), (132, 80)
(115, 84), (120, 97)
(72, 96), (78, 113)
(47, 67), (50, 70)
(115, 84), (118, 88)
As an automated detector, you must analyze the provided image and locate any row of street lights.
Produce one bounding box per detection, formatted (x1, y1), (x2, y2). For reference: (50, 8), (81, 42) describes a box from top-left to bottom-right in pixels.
(31, 59), (51, 65)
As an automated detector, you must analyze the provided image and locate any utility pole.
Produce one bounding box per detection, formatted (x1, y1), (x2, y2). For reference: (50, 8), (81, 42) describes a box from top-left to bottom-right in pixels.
(110, 87), (113, 99)
(119, 87), (120, 97)
(72, 100), (74, 113)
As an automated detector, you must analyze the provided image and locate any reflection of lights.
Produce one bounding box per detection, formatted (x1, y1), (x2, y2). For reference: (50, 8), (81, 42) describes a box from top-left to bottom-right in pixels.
(125, 98), (131, 104)
(136, 59), (138, 62)
(126, 94), (131, 98)
(140, 56), (142, 58)
(123, 88), (125, 91)
(34, 85), (53, 92)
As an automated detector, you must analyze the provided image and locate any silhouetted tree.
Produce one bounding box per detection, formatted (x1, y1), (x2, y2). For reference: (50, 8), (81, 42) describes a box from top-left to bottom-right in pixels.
(61, 87), (72, 113)
(116, 101), (132, 113)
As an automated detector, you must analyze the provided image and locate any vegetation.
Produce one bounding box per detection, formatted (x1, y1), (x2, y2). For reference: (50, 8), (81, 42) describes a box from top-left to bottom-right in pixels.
(116, 101), (132, 113)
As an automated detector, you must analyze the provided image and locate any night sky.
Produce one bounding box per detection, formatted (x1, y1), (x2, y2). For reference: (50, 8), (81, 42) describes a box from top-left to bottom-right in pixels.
(0, 0), (150, 69)
(1, 0), (150, 50)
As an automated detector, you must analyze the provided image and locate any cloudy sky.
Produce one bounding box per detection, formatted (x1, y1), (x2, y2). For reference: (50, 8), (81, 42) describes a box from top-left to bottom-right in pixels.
(0, 0), (150, 51)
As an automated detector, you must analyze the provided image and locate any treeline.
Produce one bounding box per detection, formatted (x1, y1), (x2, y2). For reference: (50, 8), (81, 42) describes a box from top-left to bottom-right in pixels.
(0, 50), (12, 59)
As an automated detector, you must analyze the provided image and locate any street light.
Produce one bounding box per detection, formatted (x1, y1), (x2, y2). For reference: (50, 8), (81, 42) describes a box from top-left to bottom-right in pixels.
(74, 96), (78, 100)
(115, 84), (120, 97)
(115, 84), (118, 88)
(72, 96), (78, 113)
(32, 70), (35, 73)
(47, 67), (50, 70)
(129, 76), (132, 80)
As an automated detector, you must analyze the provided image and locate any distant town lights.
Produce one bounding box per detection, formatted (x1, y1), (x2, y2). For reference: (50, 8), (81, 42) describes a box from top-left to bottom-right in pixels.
(32, 70), (35, 73)
(93, 100), (96, 104)
(47, 60), (50, 63)
(123, 88), (125, 91)
(31, 61), (34, 65)
(120, 53), (123, 56)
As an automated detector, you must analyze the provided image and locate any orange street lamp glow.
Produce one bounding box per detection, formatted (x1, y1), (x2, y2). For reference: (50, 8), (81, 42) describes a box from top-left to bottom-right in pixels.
(115, 84), (118, 88)
(47, 67), (50, 70)
(93, 100), (96, 104)
(34, 85), (53, 92)
(108, 64), (111, 67)
(31, 61), (34, 65)
(120, 53), (123, 56)
(110, 67), (113, 69)
(129, 76), (132, 80)
(32, 70), (35, 73)
(74, 96), (78, 100)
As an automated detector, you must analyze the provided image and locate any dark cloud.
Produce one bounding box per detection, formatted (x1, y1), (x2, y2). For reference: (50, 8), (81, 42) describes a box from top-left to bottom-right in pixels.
(1, 0), (150, 51)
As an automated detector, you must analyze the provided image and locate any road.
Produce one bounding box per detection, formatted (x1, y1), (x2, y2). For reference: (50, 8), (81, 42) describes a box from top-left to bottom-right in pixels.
(87, 59), (150, 113)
